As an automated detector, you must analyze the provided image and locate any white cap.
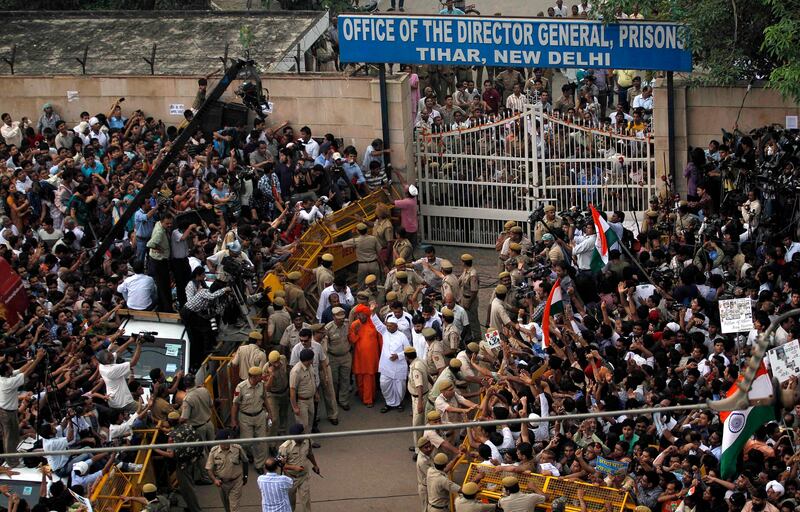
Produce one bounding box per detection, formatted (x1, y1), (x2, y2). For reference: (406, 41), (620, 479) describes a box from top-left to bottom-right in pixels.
(89, 117), (100, 126)
(665, 322), (680, 332)
(227, 240), (242, 253)
(332, 152), (342, 160)
(767, 481), (785, 497)
(385, 316), (398, 325)
(73, 461), (90, 476)
(408, 184), (419, 197)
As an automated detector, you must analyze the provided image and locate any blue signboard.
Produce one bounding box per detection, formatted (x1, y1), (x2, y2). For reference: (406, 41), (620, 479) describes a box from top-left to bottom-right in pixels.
(338, 15), (691, 71)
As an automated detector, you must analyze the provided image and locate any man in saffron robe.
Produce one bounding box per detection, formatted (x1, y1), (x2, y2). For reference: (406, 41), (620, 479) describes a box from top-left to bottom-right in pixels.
(348, 304), (381, 407)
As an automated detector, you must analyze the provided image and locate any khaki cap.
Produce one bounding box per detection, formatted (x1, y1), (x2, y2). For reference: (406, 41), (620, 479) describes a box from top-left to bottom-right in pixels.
(495, 284), (508, 295)
(679, 200), (689, 207)
(460, 254), (473, 262)
(274, 290), (286, 298)
(394, 257), (406, 266)
(441, 307), (454, 318)
(310, 323), (325, 332)
(356, 222), (368, 231)
(273, 297), (286, 306)
(502, 476), (519, 487)
(433, 453), (449, 465)
(504, 220), (517, 229)
(646, 209), (659, 218)
(386, 291), (398, 301)
(248, 366), (263, 377)
(143, 483), (157, 493)
(498, 271), (510, 279)
(357, 291), (370, 299)
(287, 271), (302, 281)
(462, 482), (480, 496)
(403, 346), (416, 354)
(441, 259), (453, 270)
(544, 205), (556, 212)
(168, 411), (180, 420)
(426, 410), (441, 421)
(449, 358), (462, 369)
(396, 271), (408, 279)
(321, 253), (334, 262)
(248, 330), (263, 340)
(365, 274), (377, 284)
(509, 242), (522, 252)
(332, 306), (346, 316)
(467, 342), (480, 353)
(268, 350), (281, 363)
(416, 436), (432, 448)
(421, 327), (437, 338)
(510, 226), (523, 234)
(439, 380), (454, 390)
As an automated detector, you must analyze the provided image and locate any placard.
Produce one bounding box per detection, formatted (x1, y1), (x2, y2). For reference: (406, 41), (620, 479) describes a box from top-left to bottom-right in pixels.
(67, 91), (80, 102)
(339, 15), (692, 71)
(596, 456), (629, 475)
(787, 116), (798, 130)
(767, 340), (800, 383)
(719, 298), (753, 334)
(169, 103), (185, 116)
(484, 329), (501, 349)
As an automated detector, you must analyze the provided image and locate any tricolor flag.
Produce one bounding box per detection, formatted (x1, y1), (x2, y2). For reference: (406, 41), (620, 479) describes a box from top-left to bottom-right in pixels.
(719, 362), (775, 479)
(589, 205), (619, 273)
(541, 278), (563, 348)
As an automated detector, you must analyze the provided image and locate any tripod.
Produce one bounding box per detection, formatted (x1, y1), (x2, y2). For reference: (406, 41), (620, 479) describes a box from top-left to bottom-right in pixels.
(229, 280), (256, 332)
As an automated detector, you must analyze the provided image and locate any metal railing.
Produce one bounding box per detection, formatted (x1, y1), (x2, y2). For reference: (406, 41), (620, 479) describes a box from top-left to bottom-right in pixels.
(415, 104), (657, 247)
(90, 429), (159, 512)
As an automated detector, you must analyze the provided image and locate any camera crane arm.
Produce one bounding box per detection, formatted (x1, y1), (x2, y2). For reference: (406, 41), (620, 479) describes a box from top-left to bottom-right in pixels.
(88, 59), (255, 269)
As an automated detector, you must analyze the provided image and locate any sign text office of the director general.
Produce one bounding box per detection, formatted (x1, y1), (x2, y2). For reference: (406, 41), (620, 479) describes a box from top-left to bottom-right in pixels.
(338, 15), (692, 72)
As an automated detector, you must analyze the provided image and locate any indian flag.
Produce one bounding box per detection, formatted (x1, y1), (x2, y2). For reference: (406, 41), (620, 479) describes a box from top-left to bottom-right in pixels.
(589, 205), (619, 273)
(719, 362), (775, 479)
(541, 278), (563, 348)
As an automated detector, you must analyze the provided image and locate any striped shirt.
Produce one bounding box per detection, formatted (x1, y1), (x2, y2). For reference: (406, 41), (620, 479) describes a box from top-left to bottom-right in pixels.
(257, 473), (293, 512)
(184, 286), (227, 316)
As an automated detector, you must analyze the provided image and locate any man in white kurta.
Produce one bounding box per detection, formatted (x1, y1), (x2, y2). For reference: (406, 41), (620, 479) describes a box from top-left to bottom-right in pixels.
(371, 309), (410, 412)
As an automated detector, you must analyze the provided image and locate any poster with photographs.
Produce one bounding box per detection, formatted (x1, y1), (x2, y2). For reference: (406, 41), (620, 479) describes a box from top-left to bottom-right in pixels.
(719, 298), (754, 334)
(768, 340), (800, 384)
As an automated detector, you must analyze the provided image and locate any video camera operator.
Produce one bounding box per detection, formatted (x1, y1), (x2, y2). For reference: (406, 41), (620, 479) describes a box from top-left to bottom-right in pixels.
(206, 239), (255, 327)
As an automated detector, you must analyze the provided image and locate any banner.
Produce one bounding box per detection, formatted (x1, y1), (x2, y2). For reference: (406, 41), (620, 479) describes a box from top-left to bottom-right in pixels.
(339, 15), (692, 71)
(718, 298), (754, 334)
(0, 258), (28, 327)
(595, 456), (629, 475)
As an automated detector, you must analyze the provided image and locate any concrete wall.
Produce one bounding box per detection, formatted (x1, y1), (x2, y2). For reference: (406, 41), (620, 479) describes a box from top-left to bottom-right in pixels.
(0, 73), (415, 172)
(654, 81), (800, 197)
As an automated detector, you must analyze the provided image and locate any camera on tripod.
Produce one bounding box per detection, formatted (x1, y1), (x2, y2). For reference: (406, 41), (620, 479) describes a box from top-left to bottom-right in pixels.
(559, 209), (588, 230)
(222, 255), (255, 281)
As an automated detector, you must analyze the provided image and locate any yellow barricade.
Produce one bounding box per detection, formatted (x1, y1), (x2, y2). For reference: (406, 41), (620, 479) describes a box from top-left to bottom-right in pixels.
(201, 355), (235, 429)
(261, 188), (398, 292)
(461, 463), (634, 512)
(90, 429), (159, 512)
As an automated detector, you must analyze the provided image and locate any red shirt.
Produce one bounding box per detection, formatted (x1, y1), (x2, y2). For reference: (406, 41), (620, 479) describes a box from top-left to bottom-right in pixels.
(482, 89), (501, 114)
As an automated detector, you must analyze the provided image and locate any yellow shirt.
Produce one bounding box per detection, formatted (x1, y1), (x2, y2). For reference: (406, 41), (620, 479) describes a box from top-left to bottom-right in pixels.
(614, 69), (635, 88)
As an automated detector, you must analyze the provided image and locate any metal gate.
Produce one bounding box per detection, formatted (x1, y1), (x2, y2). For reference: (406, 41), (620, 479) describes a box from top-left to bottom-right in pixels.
(415, 104), (656, 247)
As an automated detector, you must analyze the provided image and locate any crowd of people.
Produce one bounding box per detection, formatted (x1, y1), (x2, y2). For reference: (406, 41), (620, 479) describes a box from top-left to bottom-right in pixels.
(0, 13), (799, 512)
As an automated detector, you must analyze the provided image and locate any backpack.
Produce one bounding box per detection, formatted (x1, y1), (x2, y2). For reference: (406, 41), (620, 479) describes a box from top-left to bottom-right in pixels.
(170, 424), (203, 466)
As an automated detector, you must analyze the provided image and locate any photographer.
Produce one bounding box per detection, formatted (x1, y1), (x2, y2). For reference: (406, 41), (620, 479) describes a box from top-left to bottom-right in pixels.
(97, 334), (143, 415)
(206, 239), (254, 326)
(180, 267), (232, 370)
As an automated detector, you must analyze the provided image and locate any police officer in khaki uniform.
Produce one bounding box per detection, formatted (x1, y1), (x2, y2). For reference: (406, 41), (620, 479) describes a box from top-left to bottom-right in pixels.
(439, 260), (461, 303)
(426, 453), (461, 512)
(266, 297), (291, 351)
(280, 312), (310, 354)
(121, 483), (170, 512)
(500, 226), (532, 263)
(534, 204), (564, 241)
(385, 257), (423, 291)
(206, 430), (249, 512)
(181, 375), (214, 441)
(289, 348), (317, 435)
(455, 482), (494, 512)
(311, 324), (339, 425)
(278, 423), (320, 512)
(231, 331), (267, 381)
(328, 223), (383, 288)
(284, 271), (314, 320)
(497, 476), (546, 512)
(416, 438), (435, 512)
(393, 271), (417, 308)
(231, 367), (269, 471)
(406, 346), (430, 450)
(441, 309), (461, 360)
(301, 253), (335, 293)
(423, 327), (446, 378)
(488, 285), (518, 333)
(458, 254), (481, 341)
(361, 274), (385, 309)
(264, 350), (290, 439)
(324, 307), (352, 411)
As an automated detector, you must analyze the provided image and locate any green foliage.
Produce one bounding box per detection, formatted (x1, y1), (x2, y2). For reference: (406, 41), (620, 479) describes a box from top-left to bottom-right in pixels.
(597, 0), (799, 102)
(239, 25), (255, 50)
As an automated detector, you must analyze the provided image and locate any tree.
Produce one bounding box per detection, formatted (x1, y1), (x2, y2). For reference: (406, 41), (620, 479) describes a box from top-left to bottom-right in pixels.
(597, 0), (798, 103)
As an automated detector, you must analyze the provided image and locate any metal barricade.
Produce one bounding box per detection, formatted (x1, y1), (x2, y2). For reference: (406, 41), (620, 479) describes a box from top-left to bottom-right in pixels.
(201, 355), (235, 428)
(90, 429), (159, 512)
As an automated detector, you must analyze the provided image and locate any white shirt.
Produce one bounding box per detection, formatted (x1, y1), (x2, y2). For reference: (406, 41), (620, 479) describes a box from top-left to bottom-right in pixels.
(117, 273), (156, 310)
(89, 128), (109, 149)
(786, 242), (800, 262)
(506, 93), (528, 113)
(0, 371), (25, 411)
(411, 328), (428, 361)
(553, 4), (569, 16)
(43, 435), (69, 470)
(15, 176), (33, 194)
(72, 469), (104, 489)
(316, 285), (355, 321)
(572, 234), (597, 270)
(301, 138), (320, 159)
(1, 122), (22, 148)
(99, 362), (134, 409)
(632, 94), (654, 111)
(577, 2), (592, 14)
(289, 341), (327, 387)
(372, 314), (410, 379)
